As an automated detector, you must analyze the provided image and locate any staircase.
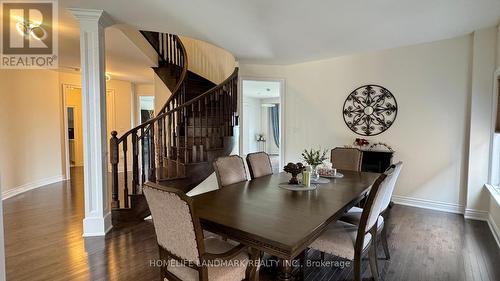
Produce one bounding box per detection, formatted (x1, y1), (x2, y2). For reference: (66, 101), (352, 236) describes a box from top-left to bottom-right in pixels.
(110, 32), (238, 223)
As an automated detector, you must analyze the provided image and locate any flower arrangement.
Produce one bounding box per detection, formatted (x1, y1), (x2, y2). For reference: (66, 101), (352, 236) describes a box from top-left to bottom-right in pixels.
(256, 134), (266, 142)
(302, 148), (328, 167)
(354, 138), (369, 147)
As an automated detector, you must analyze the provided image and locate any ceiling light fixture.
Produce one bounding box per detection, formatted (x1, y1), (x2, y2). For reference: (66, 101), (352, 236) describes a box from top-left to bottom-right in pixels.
(15, 20), (47, 40)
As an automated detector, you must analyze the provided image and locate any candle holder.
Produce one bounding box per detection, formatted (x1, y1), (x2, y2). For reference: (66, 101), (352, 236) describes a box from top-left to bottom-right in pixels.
(283, 162), (305, 185)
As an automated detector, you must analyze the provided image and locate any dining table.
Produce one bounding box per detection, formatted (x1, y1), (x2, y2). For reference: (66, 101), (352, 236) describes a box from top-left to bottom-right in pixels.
(193, 170), (380, 281)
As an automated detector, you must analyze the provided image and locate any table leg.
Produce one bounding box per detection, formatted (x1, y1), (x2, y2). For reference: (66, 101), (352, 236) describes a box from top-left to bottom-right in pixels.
(278, 259), (294, 281)
(246, 248), (261, 281)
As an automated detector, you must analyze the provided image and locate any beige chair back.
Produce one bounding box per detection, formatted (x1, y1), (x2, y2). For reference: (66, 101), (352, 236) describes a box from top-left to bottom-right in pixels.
(331, 147), (363, 171)
(213, 155), (248, 188)
(362, 166), (395, 232)
(380, 161), (403, 213)
(246, 152), (273, 179)
(143, 183), (204, 266)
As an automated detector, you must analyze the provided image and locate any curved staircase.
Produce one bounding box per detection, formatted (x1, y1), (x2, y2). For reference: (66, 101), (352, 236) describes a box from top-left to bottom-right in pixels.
(110, 32), (238, 223)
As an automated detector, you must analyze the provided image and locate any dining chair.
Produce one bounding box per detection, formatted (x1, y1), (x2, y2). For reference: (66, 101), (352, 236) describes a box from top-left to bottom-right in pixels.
(143, 182), (258, 281)
(213, 155), (248, 188)
(339, 161), (403, 260)
(330, 147), (363, 171)
(246, 152), (273, 179)
(306, 168), (395, 281)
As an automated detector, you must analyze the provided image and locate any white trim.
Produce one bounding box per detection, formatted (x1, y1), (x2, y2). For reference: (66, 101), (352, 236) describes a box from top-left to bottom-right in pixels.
(82, 212), (112, 237)
(2, 175), (65, 200)
(485, 183), (500, 206)
(487, 213), (500, 249)
(488, 70), (500, 184)
(392, 195), (465, 214)
(239, 76), (286, 171)
(464, 208), (489, 221)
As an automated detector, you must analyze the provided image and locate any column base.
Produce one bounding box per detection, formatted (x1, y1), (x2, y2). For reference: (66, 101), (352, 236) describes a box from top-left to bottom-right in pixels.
(82, 212), (112, 237)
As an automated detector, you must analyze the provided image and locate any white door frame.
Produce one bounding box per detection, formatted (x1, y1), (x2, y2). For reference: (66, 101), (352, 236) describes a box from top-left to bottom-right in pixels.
(61, 84), (116, 179)
(239, 77), (286, 170)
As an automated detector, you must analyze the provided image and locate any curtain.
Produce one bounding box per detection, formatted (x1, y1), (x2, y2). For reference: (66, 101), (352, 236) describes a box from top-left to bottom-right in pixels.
(270, 104), (280, 148)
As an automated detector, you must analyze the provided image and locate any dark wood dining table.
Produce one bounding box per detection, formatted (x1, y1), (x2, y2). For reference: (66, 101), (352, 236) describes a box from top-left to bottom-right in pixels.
(193, 170), (380, 281)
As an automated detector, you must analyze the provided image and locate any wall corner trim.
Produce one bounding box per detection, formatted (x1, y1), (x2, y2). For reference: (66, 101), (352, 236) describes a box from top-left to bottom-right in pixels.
(2, 175), (66, 200)
(464, 208), (489, 221)
(392, 195), (465, 214)
(488, 213), (500, 249)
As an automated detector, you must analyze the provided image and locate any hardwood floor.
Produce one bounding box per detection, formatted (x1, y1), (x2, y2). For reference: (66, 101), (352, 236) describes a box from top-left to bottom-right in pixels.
(3, 167), (500, 281)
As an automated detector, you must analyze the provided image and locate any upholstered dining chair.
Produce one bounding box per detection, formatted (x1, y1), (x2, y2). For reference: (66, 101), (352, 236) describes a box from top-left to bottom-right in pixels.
(213, 155), (248, 188)
(246, 152), (273, 179)
(306, 167), (396, 281)
(330, 147), (363, 171)
(339, 161), (403, 260)
(143, 182), (258, 281)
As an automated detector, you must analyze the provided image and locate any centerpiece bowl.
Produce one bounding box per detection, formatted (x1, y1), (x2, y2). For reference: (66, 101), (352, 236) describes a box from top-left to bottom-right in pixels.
(283, 162), (305, 184)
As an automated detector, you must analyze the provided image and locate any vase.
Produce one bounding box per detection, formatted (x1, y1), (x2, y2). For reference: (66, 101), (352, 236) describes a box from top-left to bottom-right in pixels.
(311, 165), (320, 180)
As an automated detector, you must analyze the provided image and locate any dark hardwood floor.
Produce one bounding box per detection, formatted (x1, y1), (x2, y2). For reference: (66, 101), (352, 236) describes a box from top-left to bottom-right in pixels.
(3, 167), (500, 281)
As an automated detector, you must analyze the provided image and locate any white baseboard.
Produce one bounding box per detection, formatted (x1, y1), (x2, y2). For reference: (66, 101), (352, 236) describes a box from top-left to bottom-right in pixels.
(391, 195), (465, 214)
(487, 213), (500, 249)
(464, 208), (489, 221)
(2, 175), (65, 200)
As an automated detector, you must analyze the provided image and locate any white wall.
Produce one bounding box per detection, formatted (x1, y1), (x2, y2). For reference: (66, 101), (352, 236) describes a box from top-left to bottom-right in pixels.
(242, 96), (262, 154)
(241, 34), (473, 209)
(466, 27), (497, 214)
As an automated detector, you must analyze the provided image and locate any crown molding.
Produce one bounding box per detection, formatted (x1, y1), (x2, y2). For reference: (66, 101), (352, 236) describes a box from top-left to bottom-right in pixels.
(68, 8), (114, 27)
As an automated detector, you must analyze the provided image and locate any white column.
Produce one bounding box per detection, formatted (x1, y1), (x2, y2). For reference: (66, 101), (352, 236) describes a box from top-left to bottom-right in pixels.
(69, 9), (114, 237)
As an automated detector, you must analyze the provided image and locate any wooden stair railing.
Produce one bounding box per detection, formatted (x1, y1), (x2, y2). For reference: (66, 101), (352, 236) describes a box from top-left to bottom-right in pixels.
(109, 31), (238, 212)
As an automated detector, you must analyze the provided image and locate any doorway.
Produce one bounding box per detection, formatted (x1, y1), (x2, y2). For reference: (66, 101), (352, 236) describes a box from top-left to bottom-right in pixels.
(240, 78), (284, 172)
(62, 85), (116, 178)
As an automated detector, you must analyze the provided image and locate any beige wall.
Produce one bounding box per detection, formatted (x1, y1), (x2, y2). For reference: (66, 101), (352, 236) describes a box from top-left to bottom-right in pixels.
(0, 70), (135, 195)
(0, 70), (64, 193)
(154, 73), (172, 113)
(180, 36), (236, 84)
(241, 34), (474, 209)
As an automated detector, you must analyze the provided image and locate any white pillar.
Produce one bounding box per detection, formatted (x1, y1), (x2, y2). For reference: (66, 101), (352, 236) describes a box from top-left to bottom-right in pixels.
(69, 9), (114, 237)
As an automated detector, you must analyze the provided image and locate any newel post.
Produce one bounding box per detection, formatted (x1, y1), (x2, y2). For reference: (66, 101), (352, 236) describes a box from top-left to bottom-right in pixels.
(110, 131), (119, 209)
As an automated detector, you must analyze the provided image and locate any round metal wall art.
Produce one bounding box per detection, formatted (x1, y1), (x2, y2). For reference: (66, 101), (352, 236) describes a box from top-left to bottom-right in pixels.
(342, 84), (398, 136)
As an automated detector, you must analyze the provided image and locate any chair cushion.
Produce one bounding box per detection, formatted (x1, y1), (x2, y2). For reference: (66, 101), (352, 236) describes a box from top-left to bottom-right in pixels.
(166, 237), (249, 281)
(339, 206), (384, 229)
(309, 221), (372, 260)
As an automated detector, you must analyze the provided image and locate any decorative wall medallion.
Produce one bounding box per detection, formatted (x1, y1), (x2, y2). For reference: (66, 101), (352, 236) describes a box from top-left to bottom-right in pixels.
(343, 85), (398, 136)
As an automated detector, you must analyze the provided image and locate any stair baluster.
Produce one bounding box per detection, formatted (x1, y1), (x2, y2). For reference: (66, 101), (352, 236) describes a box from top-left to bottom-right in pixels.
(110, 32), (238, 222)
(122, 140), (129, 208)
(132, 132), (139, 194)
(110, 131), (119, 208)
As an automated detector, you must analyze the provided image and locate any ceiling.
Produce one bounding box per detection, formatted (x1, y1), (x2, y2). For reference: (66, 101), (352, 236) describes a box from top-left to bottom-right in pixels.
(242, 80), (280, 99)
(58, 6), (154, 83)
(59, 0), (500, 64)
